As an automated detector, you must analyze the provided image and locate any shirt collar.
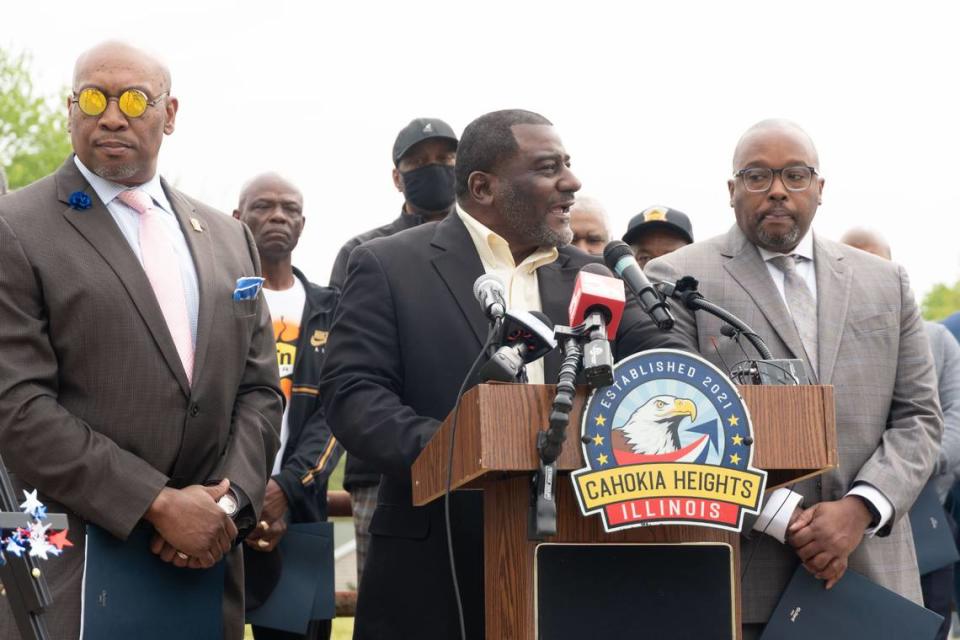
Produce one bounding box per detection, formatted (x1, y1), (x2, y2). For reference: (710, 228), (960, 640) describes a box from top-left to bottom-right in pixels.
(397, 206), (425, 228)
(73, 155), (173, 215)
(456, 205), (558, 272)
(757, 230), (815, 265)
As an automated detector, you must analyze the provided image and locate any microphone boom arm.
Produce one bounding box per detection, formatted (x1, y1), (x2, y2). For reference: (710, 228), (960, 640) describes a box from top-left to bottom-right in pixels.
(658, 276), (773, 360)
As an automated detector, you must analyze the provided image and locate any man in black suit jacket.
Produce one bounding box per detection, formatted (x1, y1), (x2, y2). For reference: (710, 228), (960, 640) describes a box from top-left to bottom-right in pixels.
(320, 109), (695, 639)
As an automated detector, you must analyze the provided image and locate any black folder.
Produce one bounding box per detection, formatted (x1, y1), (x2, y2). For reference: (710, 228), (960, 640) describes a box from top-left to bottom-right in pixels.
(760, 565), (942, 639)
(81, 524), (224, 639)
(909, 481), (960, 575)
(245, 522), (335, 633)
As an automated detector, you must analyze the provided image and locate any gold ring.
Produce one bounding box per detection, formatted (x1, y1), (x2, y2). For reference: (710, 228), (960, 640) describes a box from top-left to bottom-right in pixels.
(176, 551), (189, 560)
(259, 520), (270, 531)
(257, 539), (269, 549)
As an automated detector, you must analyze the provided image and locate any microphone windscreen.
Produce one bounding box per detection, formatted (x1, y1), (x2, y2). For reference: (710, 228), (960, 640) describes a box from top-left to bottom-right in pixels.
(568, 265), (625, 335)
(603, 240), (634, 272)
(473, 273), (505, 303)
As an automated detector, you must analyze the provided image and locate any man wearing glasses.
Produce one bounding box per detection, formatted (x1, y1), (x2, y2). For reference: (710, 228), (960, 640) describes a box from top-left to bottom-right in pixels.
(0, 41), (282, 639)
(645, 119), (941, 638)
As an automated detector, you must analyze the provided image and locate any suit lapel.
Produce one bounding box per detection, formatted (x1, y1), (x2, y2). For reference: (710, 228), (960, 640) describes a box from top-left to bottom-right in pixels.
(721, 226), (811, 372)
(813, 236), (851, 384)
(57, 161), (191, 396)
(162, 181), (215, 387)
(538, 254), (578, 380)
(430, 214), (489, 348)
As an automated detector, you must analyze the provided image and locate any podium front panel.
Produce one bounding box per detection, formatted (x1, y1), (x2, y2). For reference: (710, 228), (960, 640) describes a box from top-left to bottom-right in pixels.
(535, 543), (735, 640)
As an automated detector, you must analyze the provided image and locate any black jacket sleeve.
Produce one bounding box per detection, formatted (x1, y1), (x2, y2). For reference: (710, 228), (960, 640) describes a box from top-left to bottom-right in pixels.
(320, 245), (442, 479)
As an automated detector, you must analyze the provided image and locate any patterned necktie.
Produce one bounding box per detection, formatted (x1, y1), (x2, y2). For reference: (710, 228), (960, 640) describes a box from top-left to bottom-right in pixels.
(768, 254), (818, 374)
(117, 189), (194, 384)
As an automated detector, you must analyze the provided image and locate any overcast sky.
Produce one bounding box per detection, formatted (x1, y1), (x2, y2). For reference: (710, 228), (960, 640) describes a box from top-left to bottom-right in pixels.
(6, 1), (959, 302)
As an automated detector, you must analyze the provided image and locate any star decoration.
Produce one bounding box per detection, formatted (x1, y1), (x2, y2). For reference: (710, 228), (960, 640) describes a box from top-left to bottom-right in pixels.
(727, 415), (740, 427)
(29, 539), (55, 560)
(731, 434), (744, 446)
(28, 520), (51, 541)
(2, 494), (70, 563)
(591, 434), (605, 446)
(729, 453), (742, 465)
(48, 529), (73, 551)
(19, 489), (43, 518)
(594, 415), (607, 427)
(4, 538), (25, 558)
(596, 453), (609, 466)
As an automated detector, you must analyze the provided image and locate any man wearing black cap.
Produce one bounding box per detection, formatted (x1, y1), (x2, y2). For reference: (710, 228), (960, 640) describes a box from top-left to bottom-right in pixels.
(623, 205), (694, 268)
(328, 117), (458, 586)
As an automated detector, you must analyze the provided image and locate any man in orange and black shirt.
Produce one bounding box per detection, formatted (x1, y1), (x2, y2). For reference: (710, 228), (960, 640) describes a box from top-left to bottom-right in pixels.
(234, 173), (342, 640)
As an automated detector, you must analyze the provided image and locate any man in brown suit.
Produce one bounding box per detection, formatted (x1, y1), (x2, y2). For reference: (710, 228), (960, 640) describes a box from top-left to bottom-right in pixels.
(0, 42), (282, 639)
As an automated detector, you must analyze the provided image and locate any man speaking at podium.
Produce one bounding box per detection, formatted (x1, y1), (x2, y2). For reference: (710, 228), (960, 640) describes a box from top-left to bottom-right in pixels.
(645, 119), (942, 638)
(320, 109), (694, 639)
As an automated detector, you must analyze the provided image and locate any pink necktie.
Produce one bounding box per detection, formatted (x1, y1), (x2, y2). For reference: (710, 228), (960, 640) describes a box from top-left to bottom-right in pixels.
(117, 189), (194, 385)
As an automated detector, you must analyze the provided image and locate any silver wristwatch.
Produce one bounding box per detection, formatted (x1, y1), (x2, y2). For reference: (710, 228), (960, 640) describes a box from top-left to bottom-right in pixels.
(217, 493), (238, 517)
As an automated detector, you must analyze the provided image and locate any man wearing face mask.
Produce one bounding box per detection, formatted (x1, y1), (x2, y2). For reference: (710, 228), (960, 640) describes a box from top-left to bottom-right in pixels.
(328, 117), (458, 587)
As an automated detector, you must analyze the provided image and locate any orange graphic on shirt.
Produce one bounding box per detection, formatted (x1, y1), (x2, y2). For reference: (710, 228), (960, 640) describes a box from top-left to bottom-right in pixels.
(273, 318), (300, 402)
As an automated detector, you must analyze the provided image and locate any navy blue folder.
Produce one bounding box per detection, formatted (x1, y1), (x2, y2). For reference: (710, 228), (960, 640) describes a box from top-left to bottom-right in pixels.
(245, 522), (335, 634)
(910, 481), (960, 575)
(760, 565), (943, 639)
(81, 524), (224, 639)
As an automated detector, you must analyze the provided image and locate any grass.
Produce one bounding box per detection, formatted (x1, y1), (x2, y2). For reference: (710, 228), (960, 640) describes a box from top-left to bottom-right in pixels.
(329, 456), (345, 492)
(244, 618), (354, 638)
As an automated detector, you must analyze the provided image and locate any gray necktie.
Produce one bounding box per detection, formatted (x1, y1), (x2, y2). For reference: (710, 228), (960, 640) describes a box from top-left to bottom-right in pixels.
(769, 254), (818, 374)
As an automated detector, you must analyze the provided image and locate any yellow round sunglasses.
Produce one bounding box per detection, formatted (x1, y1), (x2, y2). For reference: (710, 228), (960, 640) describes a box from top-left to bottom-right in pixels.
(71, 87), (168, 119)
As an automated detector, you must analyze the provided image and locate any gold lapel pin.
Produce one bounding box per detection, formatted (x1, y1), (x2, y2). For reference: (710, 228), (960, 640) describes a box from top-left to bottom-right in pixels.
(190, 217), (203, 232)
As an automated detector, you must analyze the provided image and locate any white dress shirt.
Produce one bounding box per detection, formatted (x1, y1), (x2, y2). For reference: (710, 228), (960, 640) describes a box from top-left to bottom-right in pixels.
(74, 156), (200, 345)
(752, 231), (892, 541)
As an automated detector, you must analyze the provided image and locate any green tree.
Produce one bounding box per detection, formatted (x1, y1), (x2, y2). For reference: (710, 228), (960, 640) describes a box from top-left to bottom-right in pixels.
(922, 280), (960, 321)
(0, 48), (72, 190)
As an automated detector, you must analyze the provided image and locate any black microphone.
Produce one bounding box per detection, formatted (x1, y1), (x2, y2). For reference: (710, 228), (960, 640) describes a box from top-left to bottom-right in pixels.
(479, 309), (557, 383)
(603, 241), (675, 331)
(473, 273), (506, 321)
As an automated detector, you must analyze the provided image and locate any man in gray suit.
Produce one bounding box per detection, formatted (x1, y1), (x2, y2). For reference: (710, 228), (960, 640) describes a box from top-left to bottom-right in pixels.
(0, 42), (282, 639)
(646, 120), (942, 637)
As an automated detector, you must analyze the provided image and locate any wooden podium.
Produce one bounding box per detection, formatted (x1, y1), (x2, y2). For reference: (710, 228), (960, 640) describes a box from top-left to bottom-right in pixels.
(412, 383), (837, 639)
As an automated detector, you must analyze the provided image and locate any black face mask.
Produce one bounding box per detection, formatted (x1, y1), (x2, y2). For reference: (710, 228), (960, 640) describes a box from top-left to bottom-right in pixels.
(401, 163), (456, 212)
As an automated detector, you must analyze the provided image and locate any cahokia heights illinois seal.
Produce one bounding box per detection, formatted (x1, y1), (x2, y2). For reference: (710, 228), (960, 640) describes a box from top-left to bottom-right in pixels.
(572, 349), (766, 532)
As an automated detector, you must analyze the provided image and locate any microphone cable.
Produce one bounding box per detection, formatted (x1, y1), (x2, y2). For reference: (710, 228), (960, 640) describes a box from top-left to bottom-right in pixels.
(444, 322), (500, 640)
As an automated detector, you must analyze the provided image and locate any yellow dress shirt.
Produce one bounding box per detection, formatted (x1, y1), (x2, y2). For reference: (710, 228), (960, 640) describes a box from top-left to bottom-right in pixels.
(457, 206), (558, 384)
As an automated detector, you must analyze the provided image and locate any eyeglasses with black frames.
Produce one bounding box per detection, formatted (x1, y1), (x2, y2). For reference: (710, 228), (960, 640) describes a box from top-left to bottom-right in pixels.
(734, 166), (818, 193)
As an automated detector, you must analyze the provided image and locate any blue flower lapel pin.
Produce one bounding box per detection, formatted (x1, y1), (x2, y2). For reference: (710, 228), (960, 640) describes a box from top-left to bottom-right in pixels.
(68, 191), (92, 210)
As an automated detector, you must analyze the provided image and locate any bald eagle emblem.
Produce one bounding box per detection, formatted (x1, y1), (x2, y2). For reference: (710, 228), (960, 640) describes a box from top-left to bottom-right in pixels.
(611, 395), (709, 464)
(572, 349), (767, 533)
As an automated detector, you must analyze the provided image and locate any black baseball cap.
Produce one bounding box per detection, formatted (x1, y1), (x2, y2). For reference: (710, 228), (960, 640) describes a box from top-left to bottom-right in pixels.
(392, 118), (458, 165)
(622, 206), (694, 245)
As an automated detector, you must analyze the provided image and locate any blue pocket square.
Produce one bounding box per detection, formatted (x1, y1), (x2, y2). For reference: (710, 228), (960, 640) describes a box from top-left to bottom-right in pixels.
(233, 277), (265, 301)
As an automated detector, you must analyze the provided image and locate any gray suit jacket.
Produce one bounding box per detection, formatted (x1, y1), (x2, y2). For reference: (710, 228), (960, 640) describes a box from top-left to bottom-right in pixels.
(646, 224), (942, 623)
(925, 321), (960, 501)
(0, 158), (282, 639)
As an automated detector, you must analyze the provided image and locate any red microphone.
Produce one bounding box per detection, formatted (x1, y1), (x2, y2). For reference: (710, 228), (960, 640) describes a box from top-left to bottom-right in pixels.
(568, 263), (625, 335)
